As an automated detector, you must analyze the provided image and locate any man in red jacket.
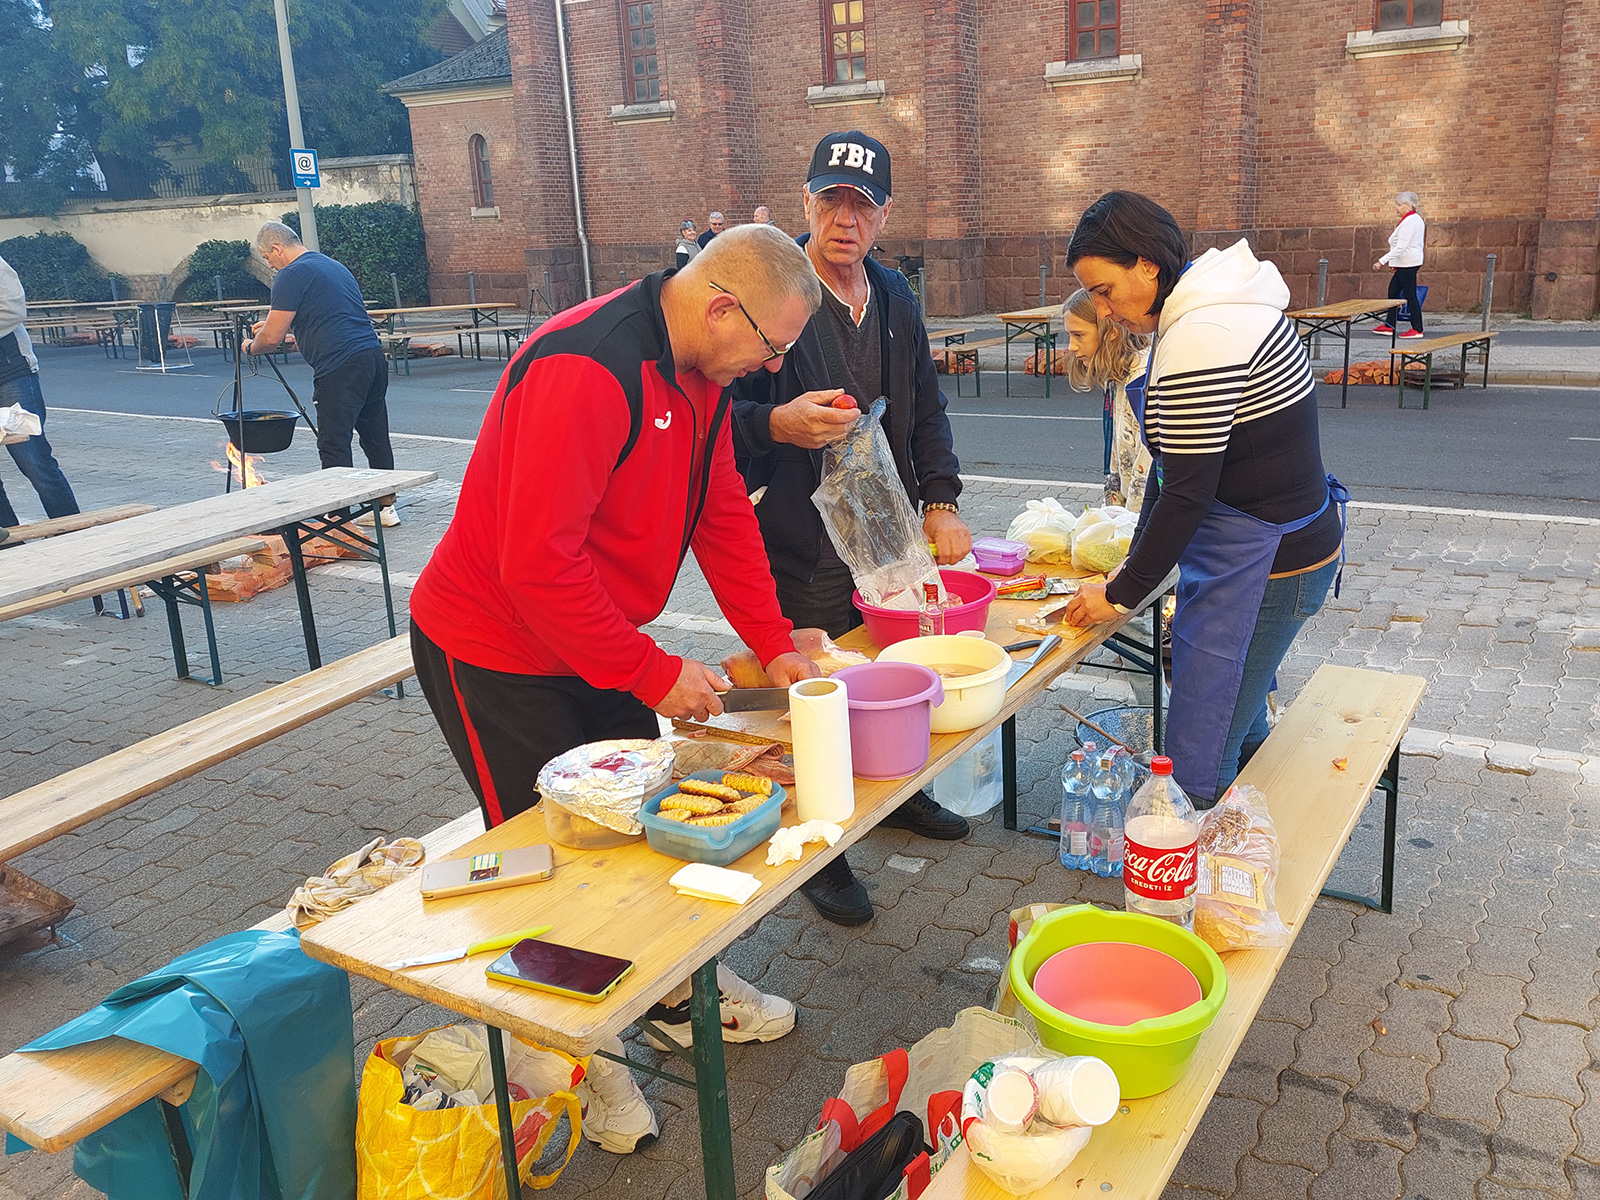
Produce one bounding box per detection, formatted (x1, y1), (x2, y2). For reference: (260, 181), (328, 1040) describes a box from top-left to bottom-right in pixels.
(409, 224), (822, 1153)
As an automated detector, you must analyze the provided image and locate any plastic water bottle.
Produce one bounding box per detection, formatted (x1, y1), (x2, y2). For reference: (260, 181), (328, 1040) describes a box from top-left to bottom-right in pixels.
(1123, 755), (1200, 929)
(1058, 752), (1092, 870)
(1089, 755), (1125, 878)
(917, 580), (945, 638)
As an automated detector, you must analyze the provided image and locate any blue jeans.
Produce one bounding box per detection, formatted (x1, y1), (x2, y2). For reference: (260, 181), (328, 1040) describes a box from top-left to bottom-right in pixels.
(0, 370), (80, 527)
(1212, 558), (1339, 802)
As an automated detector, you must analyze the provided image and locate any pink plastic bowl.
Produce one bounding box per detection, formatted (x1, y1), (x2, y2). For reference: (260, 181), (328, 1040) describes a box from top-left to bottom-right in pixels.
(1031, 942), (1202, 1027)
(851, 569), (999, 647)
(830, 662), (944, 780)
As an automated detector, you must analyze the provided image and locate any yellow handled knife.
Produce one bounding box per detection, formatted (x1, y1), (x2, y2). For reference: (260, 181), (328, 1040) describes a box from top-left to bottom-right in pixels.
(384, 925), (552, 971)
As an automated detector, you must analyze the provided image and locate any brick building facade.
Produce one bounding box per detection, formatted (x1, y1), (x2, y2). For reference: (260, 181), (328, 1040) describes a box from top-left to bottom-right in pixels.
(387, 0), (1600, 319)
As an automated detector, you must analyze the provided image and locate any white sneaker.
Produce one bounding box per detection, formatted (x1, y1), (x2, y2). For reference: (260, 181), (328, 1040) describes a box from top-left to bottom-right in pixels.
(355, 505), (400, 528)
(641, 965), (796, 1049)
(577, 1046), (658, 1153)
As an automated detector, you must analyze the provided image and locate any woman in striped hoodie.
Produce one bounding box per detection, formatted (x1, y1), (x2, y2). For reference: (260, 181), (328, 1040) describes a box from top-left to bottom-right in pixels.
(1061, 191), (1346, 807)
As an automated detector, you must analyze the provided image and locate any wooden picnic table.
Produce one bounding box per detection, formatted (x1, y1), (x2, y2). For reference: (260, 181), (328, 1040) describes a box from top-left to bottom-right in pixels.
(0, 467), (435, 670)
(365, 303), (519, 361)
(1287, 297), (1399, 409)
(997, 305), (1063, 399)
(300, 561), (1170, 1200)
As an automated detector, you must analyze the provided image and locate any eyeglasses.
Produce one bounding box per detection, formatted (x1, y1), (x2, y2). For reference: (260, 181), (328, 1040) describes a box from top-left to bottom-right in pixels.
(709, 281), (792, 362)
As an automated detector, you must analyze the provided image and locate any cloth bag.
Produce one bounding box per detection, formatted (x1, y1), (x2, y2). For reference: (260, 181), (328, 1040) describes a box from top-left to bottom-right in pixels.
(765, 1007), (1037, 1200)
(356, 1025), (583, 1199)
(5, 930), (356, 1200)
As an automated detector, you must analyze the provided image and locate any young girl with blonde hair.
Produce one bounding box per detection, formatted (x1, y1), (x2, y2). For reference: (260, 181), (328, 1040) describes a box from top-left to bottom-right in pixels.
(1063, 287), (1153, 510)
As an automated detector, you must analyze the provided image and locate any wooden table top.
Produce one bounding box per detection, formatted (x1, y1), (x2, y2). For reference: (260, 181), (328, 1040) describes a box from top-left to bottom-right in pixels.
(0, 467), (435, 611)
(997, 305), (1061, 324)
(299, 561), (1159, 1056)
(364, 303), (517, 316)
(1287, 298), (1396, 320)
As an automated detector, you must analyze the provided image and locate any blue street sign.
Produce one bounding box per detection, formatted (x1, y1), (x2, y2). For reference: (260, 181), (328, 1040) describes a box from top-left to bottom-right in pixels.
(290, 148), (320, 189)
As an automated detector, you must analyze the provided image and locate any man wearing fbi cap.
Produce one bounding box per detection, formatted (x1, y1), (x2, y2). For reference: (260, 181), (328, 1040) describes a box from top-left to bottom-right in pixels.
(732, 130), (973, 926)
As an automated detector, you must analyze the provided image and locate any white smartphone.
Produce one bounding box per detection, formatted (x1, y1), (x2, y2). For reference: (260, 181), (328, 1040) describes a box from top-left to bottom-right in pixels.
(419, 845), (554, 900)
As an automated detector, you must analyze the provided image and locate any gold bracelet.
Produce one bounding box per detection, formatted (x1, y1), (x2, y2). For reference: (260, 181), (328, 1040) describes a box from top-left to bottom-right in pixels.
(923, 502), (959, 515)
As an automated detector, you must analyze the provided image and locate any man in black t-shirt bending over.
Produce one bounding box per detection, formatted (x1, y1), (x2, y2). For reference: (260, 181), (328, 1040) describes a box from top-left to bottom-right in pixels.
(243, 221), (399, 526)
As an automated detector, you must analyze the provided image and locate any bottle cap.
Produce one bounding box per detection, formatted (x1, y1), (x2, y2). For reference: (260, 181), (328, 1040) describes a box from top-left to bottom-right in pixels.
(1070, 750), (1084, 761)
(1150, 756), (1173, 775)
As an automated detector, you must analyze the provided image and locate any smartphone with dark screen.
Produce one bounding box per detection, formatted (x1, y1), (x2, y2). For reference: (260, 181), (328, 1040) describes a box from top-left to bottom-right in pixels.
(484, 937), (634, 1002)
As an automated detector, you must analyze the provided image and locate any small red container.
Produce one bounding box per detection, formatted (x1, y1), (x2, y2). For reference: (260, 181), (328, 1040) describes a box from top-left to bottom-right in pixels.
(851, 569), (998, 647)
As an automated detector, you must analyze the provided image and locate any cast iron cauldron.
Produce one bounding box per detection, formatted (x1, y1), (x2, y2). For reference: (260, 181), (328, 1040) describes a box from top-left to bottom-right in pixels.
(217, 410), (298, 453)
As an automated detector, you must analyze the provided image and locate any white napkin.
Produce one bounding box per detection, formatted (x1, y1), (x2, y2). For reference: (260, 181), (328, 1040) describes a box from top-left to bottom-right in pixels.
(765, 820), (845, 866)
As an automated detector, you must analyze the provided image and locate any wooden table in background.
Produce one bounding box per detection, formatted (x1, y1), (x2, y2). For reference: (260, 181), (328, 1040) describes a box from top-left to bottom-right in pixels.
(364, 303), (518, 360)
(300, 564), (1171, 1200)
(1287, 297), (1398, 408)
(997, 305), (1062, 398)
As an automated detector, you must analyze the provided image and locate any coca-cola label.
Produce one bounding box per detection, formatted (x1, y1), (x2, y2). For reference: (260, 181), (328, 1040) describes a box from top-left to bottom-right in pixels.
(1124, 835), (1197, 901)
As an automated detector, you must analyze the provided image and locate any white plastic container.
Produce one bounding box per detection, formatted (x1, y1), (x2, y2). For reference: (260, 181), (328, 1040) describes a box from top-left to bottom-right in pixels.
(876, 633), (1010, 733)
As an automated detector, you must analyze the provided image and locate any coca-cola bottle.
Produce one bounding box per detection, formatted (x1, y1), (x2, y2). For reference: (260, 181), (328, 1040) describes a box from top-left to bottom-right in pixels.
(1122, 755), (1199, 930)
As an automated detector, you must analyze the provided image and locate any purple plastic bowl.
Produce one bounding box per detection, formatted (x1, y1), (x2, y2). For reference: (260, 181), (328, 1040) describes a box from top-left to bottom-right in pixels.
(831, 662), (944, 780)
(851, 569), (999, 648)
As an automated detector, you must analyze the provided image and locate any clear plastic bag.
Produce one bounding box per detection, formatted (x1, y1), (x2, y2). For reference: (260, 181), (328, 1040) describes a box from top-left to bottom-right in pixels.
(1005, 498), (1077, 564)
(811, 397), (939, 608)
(1193, 783), (1291, 952)
(1069, 506), (1137, 574)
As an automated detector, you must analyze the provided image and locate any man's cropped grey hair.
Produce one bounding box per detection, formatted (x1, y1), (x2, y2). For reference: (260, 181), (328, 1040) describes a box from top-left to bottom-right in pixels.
(256, 221), (303, 251)
(685, 222), (821, 313)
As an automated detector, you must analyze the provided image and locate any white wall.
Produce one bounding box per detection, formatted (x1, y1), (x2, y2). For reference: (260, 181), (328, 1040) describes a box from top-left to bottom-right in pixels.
(0, 156), (416, 298)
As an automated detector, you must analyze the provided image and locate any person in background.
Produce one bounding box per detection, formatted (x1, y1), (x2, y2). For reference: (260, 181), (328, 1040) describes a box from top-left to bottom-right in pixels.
(1063, 191), (1345, 808)
(732, 130), (972, 926)
(409, 225), (823, 1153)
(697, 210), (726, 249)
(1371, 192), (1426, 340)
(243, 222), (399, 526)
(674, 220), (699, 269)
(1062, 287), (1152, 511)
(754, 205), (777, 229)
(0, 254), (81, 541)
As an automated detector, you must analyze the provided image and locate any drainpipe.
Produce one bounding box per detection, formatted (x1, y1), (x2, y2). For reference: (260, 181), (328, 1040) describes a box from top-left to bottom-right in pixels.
(553, 0), (593, 299)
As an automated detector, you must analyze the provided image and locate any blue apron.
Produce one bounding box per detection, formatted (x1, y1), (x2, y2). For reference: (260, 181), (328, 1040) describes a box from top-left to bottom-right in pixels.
(1140, 338), (1348, 802)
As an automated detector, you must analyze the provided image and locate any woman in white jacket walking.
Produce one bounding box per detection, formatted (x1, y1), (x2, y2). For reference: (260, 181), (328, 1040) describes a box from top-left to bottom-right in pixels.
(1372, 192), (1426, 339)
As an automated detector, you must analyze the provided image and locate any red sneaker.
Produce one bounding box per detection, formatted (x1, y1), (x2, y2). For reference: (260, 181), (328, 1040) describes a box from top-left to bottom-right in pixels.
(1398, 329), (1426, 339)
(1370, 324), (1395, 335)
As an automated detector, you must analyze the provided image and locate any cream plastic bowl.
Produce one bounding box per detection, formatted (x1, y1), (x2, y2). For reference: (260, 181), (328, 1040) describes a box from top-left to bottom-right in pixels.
(876, 633), (1010, 733)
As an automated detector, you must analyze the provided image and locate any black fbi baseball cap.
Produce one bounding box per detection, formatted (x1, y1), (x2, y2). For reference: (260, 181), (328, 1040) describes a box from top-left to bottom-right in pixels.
(806, 131), (891, 207)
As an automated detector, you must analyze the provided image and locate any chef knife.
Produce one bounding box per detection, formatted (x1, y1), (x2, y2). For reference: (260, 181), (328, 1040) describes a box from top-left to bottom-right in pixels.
(384, 925), (553, 971)
(715, 687), (792, 712)
(1006, 634), (1061, 689)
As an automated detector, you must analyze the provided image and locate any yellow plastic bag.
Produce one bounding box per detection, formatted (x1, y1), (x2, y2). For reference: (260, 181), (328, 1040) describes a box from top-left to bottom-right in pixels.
(356, 1025), (583, 1199)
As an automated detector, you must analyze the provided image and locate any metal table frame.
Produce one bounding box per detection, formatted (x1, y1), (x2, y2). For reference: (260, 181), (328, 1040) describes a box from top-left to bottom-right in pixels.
(1001, 315), (1057, 399)
(1394, 333), (1494, 410)
(1289, 303), (1397, 408)
(277, 504), (397, 673)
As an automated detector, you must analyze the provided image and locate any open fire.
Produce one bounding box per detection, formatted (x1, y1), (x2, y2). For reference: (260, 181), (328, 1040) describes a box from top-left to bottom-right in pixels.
(211, 441), (269, 488)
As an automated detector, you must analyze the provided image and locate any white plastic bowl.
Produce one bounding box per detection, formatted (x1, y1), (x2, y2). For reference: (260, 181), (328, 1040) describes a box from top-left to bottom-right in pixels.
(876, 634), (1011, 733)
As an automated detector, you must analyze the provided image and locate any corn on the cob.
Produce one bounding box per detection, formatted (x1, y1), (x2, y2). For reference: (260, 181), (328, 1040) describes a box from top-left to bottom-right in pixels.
(660, 793), (725, 815)
(727, 795), (766, 815)
(658, 807), (692, 822)
(720, 772), (774, 796)
(678, 779), (743, 803)
(689, 812), (742, 827)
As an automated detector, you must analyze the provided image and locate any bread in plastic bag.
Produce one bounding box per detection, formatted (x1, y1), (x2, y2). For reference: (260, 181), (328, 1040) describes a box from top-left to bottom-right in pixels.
(1193, 783), (1291, 952)
(1005, 498), (1076, 564)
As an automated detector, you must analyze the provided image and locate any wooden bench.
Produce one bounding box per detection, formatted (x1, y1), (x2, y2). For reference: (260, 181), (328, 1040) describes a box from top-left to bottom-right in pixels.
(927, 327), (976, 345)
(927, 663), (1425, 1199)
(1390, 330), (1498, 410)
(931, 337), (1007, 398)
(0, 809), (484, 1158)
(3, 504), (158, 546)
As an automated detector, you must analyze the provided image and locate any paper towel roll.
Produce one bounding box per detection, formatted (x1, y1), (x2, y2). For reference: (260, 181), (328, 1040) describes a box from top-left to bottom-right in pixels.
(789, 677), (855, 823)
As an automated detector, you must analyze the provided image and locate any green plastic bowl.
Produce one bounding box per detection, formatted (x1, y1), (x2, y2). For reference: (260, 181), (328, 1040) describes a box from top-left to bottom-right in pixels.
(1009, 904), (1228, 1098)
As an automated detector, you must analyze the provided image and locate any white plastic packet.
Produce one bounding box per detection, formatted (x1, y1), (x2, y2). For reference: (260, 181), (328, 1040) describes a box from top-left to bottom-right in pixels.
(0, 402), (41, 446)
(960, 1054), (1096, 1194)
(1005, 498), (1077, 564)
(1070, 506), (1137, 574)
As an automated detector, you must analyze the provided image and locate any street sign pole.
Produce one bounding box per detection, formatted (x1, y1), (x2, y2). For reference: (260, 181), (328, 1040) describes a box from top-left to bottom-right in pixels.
(273, 0), (319, 252)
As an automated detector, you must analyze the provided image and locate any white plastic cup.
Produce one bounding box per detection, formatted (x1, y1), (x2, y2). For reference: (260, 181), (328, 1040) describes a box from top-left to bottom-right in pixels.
(983, 1065), (1040, 1133)
(1031, 1056), (1120, 1127)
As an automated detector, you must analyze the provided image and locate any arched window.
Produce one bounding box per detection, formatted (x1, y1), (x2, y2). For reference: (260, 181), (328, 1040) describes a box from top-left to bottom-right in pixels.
(826, 0), (866, 83)
(623, 2), (660, 103)
(1069, 0), (1118, 60)
(469, 135), (493, 208)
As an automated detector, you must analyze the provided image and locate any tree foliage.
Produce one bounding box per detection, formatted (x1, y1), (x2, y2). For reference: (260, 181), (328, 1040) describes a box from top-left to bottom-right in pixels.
(176, 239), (270, 302)
(3, 0), (446, 187)
(283, 203), (429, 305)
(0, 231), (122, 300)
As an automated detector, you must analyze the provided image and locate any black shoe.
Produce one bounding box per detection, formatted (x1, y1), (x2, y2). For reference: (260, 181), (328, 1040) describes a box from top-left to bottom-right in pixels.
(881, 789), (970, 840)
(800, 856), (874, 926)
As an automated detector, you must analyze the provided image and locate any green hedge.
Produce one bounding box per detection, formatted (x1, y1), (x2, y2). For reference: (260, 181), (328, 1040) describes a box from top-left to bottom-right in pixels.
(176, 240), (270, 302)
(282, 202), (428, 305)
(0, 231), (124, 301)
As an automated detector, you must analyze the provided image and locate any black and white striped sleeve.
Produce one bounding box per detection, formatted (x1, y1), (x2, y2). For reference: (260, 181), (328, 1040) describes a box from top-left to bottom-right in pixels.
(1145, 360), (1245, 455)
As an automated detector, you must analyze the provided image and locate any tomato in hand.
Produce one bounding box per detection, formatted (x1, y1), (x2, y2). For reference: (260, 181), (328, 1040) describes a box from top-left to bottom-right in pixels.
(831, 395), (859, 410)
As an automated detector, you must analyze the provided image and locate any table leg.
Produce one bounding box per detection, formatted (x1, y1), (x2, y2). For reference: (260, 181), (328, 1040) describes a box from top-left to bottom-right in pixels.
(486, 1025), (525, 1200)
(1041, 332), (1052, 400)
(1321, 745), (1399, 913)
(158, 576), (190, 681)
(1004, 326), (1013, 397)
(691, 957), (736, 1200)
(197, 567), (224, 686)
(1423, 353), (1433, 411)
(369, 501), (404, 698)
(279, 522), (322, 670)
(1482, 340), (1491, 388)
(159, 1098), (194, 1200)
(1396, 355), (1406, 409)
(1341, 322), (1351, 409)
(1001, 715), (1018, 831)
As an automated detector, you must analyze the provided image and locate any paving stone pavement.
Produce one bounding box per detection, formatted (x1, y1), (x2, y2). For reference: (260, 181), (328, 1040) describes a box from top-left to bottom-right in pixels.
(2, 409), (1598, 1199)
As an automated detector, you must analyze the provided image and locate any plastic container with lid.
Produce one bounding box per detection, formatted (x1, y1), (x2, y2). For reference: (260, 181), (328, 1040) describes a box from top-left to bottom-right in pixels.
(542, 796), (644, 849)
(971, 537), (1030, 577)
(638, 772), (787, 866)
(535, 738), (673, 849)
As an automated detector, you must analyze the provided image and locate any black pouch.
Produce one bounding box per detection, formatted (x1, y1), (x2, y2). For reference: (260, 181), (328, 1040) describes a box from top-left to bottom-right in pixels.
(809, 1109), (929, 1200)
(0, 332), (33, 388)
